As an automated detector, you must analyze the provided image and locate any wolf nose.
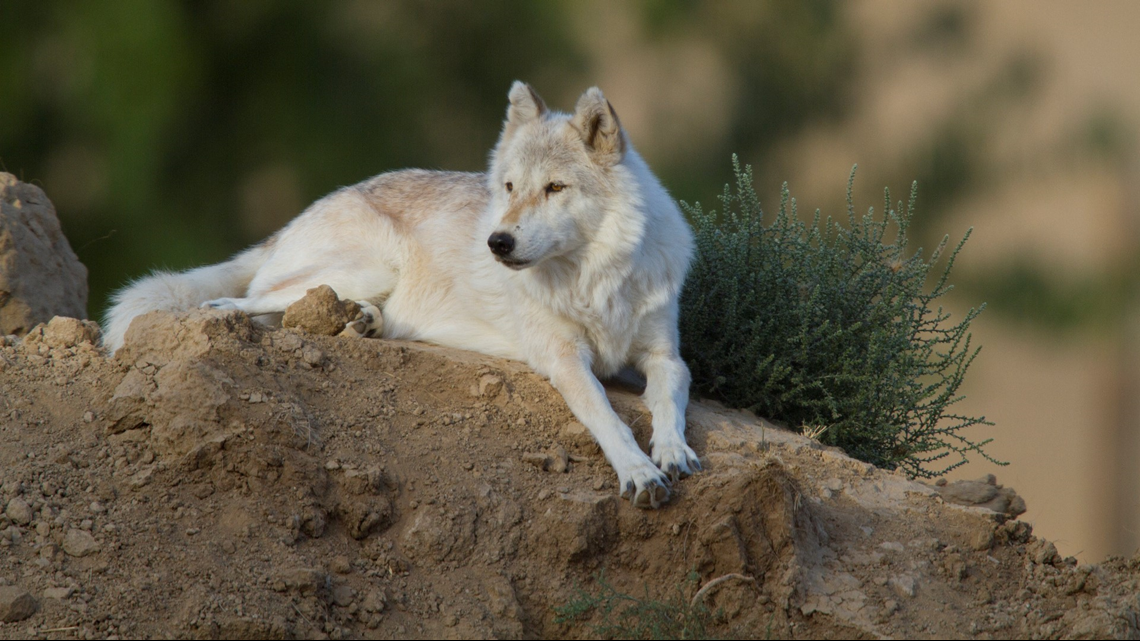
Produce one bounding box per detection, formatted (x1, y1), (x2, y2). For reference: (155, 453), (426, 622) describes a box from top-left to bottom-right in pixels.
(488, 232), (515, 256)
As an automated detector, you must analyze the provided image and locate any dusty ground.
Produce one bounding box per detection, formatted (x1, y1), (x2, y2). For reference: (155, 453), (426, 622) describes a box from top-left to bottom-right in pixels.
(0, 307), (1138, 639)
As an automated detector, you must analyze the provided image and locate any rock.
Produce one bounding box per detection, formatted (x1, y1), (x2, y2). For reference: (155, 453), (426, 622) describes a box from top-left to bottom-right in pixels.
(477, 374), (503, 398)
(522, 453), (552, 471)
(0, 173), (89, 336)
(272, 568), (326, 595)
(62, 528), (99, 557)
(329, 556), (352, 575)
(282, 285), (361, 336)
(969, 528), (995, 551)
(934, 475), (1026, 518)
(889, 574), (917, 598)
(0, 586), (37, 622)
(559, 421), (599, 454)
(551, 445), (570, 474)
(37, 316), (102, 349)
(42, 587), (73, 600)
(1032, 540), (1061, 566)
(5, 497), (32, 525)
(330, 584), (356, 607)
(937, 478), (998, 504)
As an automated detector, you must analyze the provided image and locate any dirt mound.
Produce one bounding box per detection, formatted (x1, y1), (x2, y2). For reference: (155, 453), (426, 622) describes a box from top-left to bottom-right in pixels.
(1, 309), (1139, 639)
(0, 174), (88, 336)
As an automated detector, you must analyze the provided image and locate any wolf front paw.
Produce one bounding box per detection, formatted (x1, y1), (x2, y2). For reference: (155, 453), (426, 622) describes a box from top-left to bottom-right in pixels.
(339, 302), (384, 339)
(651, 441), (702, 483)
(201, 298), (240, 310)
(618, 459), (672, 509)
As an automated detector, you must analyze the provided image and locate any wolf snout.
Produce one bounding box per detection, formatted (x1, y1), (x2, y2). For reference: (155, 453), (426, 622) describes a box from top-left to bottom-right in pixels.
(488, 232), (516, 257)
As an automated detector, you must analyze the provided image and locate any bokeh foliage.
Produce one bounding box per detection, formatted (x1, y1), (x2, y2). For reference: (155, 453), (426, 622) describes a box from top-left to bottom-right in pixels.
(0, 1), (852, 321)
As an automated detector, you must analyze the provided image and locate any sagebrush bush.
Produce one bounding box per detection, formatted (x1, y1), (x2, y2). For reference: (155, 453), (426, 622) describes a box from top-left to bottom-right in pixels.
(679, 157), (1002, 478)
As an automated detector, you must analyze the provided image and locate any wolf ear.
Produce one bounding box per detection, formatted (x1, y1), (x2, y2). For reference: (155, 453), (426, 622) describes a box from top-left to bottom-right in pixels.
(506, 81), (548, 126)
(572, 87), (625, 165)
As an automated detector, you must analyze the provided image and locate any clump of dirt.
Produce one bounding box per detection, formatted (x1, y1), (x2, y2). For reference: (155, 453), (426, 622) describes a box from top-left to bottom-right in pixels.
(282, 286), (362, 336)
(0, 173), (88, 336)
(1, 306), (1138, 639)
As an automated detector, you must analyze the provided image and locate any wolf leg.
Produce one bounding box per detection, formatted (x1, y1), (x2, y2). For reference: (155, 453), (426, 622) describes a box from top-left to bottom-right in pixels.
(548, 347), (672, 509)
(202, 287), (313, 316)
(641, 352), (701, 482)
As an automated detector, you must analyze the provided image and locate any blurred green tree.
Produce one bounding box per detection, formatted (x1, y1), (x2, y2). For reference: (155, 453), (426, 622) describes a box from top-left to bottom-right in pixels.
(0, 1), (852, 319)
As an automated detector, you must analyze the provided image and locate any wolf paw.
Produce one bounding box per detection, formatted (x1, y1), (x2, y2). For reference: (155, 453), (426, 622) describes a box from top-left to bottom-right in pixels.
(618, 459), (672, 509)
(651, 441), (702, 483)
(339, 302), (384, 339)
(201, 298), (240, 310)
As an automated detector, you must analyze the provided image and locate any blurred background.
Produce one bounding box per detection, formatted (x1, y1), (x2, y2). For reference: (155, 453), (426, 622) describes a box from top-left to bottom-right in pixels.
(3, 0), (1138, 562)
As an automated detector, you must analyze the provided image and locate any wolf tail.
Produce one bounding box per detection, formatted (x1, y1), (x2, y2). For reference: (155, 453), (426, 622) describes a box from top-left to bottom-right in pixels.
(102, 242), (272, 353)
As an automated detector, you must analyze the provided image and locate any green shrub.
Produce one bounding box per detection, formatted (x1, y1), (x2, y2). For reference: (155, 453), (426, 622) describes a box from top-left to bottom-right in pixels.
(679, 157), (1003, 478)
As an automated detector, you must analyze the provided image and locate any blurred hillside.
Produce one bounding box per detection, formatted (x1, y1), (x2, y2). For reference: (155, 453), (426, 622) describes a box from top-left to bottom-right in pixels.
(3, 1), (1140, 561)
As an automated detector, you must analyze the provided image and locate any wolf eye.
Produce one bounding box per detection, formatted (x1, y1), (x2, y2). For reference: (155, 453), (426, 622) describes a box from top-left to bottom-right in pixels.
(505, 182), (513, 192)
(546, 182), (565, 193)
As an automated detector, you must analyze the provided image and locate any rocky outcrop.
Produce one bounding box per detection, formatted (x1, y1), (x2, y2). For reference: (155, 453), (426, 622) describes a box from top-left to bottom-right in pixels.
(0, 172), (88, 336)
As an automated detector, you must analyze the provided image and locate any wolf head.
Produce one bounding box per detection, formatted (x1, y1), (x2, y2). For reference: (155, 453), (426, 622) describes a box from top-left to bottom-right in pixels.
(486, 81), (636, 270)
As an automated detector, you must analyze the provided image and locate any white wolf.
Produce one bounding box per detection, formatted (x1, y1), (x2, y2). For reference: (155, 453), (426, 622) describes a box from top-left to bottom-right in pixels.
(104, 82), (700, 508)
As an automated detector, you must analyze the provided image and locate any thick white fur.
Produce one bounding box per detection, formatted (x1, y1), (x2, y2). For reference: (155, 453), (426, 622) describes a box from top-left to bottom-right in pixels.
(104, 82), (699, 508)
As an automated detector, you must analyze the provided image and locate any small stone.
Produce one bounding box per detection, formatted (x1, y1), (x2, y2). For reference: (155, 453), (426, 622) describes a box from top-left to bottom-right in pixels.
(329, 556), (352, 575)
(0, 586), (37, 622)
(559, 421), (598, 453)
(882, 599), (899, 617)
(273, 568), (325, 595)
(129, 466), (155, 488)
(331, 584), (356, 607)
(42, 587), (73, 600)
(35, 522), (49, 538)
(824, 477), (843, 492)
(221, 540), (236, 554)
(302, 346), (325, 367)
(537, 489), (550, 500)
(938, 479), (998, 505)
(325, 460), (341, 471)
(522, 453), (552, 471)
(969, 528), (994, 551)
(888, 575), (917, 598)
(477, 374), (503, 398)
(274, 332), (304, 352)
(5, 498), (32, 525)
(1033, 540), (1060, 566)
(83, 411), (95, 423)
(551, 445), (569, 474)
(62, 528), (99, 557)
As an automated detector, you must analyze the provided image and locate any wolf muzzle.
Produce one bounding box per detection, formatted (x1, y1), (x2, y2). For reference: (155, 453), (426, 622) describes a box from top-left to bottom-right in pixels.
(488, 232), (516, 257)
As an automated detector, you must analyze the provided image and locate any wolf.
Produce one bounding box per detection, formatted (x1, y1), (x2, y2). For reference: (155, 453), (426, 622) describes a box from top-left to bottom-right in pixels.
(104, 81), (700, 508)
